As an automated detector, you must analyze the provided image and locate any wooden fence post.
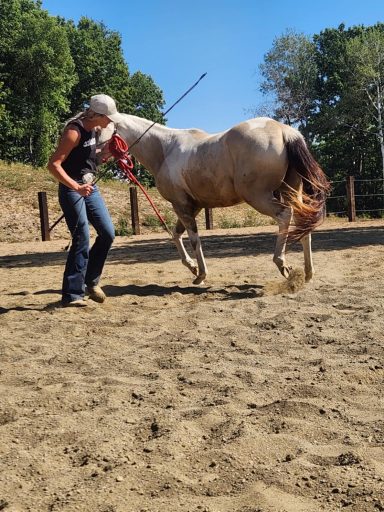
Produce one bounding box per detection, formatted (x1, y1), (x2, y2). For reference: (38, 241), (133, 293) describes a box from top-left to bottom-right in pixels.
(346, 176), (356, 222)
(205, 208), (213, 230)
(38, 191), (50, 241)
(129, 186), (140, 234)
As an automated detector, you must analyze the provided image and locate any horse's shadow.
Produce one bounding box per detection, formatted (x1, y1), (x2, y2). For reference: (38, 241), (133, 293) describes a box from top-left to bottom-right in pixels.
(103, 283), (264, 300)
(0, 225), (382, 271)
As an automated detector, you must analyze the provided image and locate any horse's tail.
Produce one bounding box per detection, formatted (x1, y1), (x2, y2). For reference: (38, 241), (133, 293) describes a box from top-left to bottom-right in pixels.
(282, 133), (331, 243)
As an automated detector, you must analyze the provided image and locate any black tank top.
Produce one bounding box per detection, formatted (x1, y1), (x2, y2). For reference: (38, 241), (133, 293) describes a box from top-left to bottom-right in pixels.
(61, 120), (97, 181)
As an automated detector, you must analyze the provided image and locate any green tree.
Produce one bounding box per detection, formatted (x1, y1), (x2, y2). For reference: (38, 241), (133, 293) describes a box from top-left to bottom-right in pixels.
(128, 71), (165, 122)
(258, 29), (318, 135)
(0, 82), (6, 122)
(0, 0), (37, 161)
(0, 0), (75, 164)
(65, 17), (131, 114)
(0, 2), (166, 171)
(310, 23), (384, 195)
(258, 23), (384, 216)
(345, 26), (384, 180)
(311, 25), (367, 179)
(64, 18), (165, 122)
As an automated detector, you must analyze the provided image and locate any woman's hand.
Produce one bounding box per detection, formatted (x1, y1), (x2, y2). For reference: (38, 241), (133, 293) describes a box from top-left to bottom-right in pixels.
(76, 184), (94, 197)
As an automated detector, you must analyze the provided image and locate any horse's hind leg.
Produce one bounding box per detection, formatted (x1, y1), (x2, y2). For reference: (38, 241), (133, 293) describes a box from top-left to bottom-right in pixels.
(245, 193), (293, 278)
(300, 233), (313, 282)
(172, 218), (198, 277)
(283, 177), (314, 282)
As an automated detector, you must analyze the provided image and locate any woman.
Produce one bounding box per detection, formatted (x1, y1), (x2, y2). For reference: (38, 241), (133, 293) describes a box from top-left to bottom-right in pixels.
(48, 94), (122, 307)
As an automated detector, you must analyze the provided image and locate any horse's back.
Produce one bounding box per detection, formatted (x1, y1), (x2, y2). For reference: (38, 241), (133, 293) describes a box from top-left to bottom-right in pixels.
(226, 117), (301, 146)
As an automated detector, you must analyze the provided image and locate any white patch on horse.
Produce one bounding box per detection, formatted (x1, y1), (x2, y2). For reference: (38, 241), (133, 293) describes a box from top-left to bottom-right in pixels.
(163, 133), (198, 188)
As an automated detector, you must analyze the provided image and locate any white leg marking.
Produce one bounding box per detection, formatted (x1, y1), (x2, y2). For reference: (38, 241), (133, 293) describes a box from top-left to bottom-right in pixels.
(187, 229), (207, 285)
(172, 229), (198, 276)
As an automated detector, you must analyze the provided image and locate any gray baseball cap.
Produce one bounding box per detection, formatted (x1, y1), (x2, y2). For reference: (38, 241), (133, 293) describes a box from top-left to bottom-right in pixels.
(89, 94), (124, 123)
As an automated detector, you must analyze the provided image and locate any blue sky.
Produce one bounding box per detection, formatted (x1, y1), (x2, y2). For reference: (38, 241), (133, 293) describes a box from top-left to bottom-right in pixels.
(41, 0), (383, 133)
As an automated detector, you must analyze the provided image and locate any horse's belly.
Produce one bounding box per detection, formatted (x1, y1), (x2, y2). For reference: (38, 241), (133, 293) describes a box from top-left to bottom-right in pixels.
(195, 192), (242, 208)
(187, 174), (240, 208)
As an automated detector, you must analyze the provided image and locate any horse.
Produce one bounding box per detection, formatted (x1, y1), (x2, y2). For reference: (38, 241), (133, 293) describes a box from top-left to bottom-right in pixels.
(101, 116), (330, 285)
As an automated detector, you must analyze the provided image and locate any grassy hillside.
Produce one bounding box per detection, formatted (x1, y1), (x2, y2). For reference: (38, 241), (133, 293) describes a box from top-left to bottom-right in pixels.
(0, 160), (273, 243)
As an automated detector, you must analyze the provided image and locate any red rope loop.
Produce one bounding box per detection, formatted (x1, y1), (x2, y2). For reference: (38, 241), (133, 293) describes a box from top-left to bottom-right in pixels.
(108, 133), (134, 170)
(108, 133), (173, 237)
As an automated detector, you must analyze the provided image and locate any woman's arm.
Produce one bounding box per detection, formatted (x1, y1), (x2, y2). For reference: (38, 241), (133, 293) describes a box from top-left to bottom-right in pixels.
(48, 127), (94, 197)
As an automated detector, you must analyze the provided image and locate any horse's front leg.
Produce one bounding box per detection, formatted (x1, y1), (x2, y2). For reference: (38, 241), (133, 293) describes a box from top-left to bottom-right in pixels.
(173, 207), (207, 285)
(186, 226), (207, 285)
(172, 219), (198, 277)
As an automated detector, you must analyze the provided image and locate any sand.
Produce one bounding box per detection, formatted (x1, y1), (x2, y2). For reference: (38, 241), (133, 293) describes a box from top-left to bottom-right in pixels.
(0, 220), (383, 512)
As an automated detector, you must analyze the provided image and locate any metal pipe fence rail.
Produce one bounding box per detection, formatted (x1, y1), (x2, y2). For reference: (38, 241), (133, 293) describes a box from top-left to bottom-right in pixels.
(38, 176), (384, 241)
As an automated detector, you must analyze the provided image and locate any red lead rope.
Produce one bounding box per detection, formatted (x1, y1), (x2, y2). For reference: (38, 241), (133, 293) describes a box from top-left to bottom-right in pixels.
(108, 133), (173, 237)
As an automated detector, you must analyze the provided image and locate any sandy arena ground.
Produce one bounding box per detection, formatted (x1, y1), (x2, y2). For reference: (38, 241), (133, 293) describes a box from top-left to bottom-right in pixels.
(0, 220), (383, 512)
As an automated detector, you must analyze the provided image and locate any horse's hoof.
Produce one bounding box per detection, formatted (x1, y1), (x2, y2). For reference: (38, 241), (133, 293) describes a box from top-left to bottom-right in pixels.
(305, 271), (313, 282)
(182, 260), (198, 276)
(280, 266), (291, 279)
(193, 275), (205, 285)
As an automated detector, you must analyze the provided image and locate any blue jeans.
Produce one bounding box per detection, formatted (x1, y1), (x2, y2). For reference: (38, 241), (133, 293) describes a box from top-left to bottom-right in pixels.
(59, 183), (115, 305)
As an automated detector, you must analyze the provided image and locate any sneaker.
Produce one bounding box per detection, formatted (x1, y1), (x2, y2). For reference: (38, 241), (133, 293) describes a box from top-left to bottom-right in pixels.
(62, 299), (88, 308)
(87, 285), (106, 303)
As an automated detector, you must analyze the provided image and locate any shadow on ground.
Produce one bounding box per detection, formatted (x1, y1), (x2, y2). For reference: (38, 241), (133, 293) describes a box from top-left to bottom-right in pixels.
(0, 225), (382, 269)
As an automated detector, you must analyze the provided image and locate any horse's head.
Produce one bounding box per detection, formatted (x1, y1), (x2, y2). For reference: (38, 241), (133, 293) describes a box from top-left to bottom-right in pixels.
(98, 121), (116, 148)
